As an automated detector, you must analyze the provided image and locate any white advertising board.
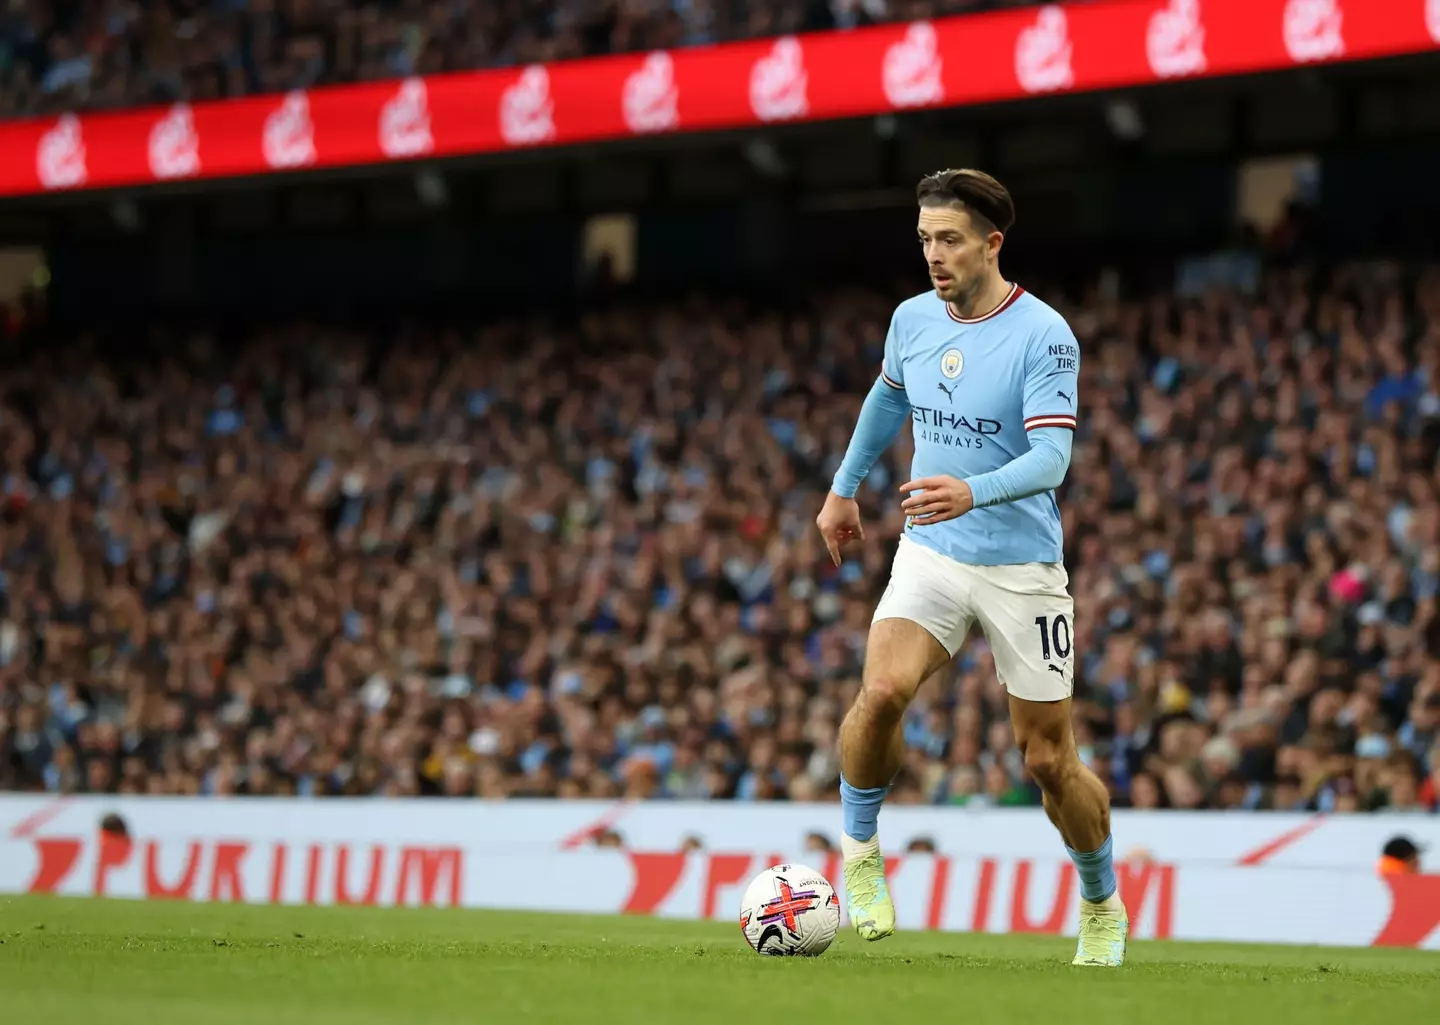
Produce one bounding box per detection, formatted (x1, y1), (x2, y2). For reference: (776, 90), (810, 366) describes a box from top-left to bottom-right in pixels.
(2, 796), (1436, 949)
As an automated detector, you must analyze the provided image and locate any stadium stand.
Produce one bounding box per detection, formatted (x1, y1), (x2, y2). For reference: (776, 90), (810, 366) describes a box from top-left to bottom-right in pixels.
(0, 0), (1048, 119)
(1, 263), (1438, 812)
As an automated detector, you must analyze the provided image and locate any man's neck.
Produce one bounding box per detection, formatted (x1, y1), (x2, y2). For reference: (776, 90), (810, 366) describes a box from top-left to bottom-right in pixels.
(949, 274), (1012, 321)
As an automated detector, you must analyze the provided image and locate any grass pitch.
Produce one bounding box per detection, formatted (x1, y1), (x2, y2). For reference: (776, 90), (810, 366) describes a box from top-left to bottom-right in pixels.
(2, 896), (1437, 1025)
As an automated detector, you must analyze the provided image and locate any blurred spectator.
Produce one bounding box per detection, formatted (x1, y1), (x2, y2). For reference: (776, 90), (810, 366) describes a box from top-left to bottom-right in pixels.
(0, 262), (1439, 815)
(804, 831), (835, 853)
(1378, 835), (1423, 874)
(594, 829), (626, 849)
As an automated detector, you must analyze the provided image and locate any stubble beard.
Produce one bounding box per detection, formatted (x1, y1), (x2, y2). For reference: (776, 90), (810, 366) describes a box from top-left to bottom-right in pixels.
(940, 273), (982, 313)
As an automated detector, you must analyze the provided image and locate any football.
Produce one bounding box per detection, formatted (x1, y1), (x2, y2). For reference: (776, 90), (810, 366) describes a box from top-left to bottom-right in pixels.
(738, 863), (841, 956)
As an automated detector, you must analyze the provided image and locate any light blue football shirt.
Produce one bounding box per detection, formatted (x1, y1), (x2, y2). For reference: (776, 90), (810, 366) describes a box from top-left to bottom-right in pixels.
(882, 284), (1080, 566)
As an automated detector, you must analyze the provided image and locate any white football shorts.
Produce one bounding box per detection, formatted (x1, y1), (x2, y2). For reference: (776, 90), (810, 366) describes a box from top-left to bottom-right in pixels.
(873, 535), (1075, 702)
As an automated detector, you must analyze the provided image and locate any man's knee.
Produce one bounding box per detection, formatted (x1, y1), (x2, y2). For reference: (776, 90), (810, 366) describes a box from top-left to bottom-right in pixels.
(1022, 738), (1073, 794)
(854, 619), (950, 725)
(852, 673), (916, 721)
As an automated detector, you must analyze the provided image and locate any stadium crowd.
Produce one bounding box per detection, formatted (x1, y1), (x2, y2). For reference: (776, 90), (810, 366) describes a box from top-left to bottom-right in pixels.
(1, 261), (1439, 815)
(1, 0), (1058, 120)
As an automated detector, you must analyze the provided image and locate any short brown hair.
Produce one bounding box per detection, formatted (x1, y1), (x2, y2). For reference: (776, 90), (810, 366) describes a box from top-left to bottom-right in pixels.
(916, 169), (1015, 235)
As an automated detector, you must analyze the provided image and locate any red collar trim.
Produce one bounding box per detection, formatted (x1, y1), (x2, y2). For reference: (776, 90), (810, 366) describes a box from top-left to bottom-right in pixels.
(946, 282), (1023, 324)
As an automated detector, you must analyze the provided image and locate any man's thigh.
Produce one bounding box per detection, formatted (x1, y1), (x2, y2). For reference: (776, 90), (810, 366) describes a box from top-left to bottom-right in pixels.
(968, 562), (1076, 703)
(863, 617), (952, 700)
(867, 538), (966, 695)
(1007, 691), (1076, 757)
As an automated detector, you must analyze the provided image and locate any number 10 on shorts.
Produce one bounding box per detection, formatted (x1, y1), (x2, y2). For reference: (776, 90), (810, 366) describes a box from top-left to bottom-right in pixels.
(1034, 614), (1072, 661)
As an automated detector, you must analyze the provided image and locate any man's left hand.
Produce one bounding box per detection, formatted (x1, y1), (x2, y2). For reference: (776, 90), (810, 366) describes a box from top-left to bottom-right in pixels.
(899, 476), (974, 525)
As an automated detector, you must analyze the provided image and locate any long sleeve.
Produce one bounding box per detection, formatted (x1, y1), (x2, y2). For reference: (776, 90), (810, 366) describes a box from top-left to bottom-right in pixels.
(831, 376), (912, 499)
(965, 426), (1073, 508)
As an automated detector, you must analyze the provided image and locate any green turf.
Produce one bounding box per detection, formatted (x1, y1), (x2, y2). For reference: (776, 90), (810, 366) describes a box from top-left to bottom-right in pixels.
(2, 896), (1437, 1025)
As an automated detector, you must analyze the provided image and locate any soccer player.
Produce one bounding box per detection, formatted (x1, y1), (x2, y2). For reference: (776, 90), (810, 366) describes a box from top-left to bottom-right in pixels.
(815, 169), (1127, 967)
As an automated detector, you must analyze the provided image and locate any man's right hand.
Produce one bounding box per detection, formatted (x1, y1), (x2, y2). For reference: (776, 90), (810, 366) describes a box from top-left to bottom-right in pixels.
(816, 491), (864, 567)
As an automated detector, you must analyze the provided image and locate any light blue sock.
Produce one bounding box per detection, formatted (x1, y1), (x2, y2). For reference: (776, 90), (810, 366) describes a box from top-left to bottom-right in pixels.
(1067, 835), (1117, 902)
(840, 776), (887, 842)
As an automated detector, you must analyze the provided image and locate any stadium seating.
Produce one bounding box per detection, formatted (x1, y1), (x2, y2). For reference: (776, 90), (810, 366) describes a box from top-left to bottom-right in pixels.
(0, 0), (1043, 120)
(1, 268), (1437, 812)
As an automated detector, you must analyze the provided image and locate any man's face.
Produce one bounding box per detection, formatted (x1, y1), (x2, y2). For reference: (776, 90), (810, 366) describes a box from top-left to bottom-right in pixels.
(916, 204), (998, 305)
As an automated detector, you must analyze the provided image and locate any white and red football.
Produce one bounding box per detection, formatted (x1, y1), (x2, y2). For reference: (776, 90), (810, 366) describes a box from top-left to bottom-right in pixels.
(738, 863), (841, 956)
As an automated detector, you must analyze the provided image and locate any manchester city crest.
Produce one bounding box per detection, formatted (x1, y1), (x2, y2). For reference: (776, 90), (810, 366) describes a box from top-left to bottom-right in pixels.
(940, 348), (964, 379)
